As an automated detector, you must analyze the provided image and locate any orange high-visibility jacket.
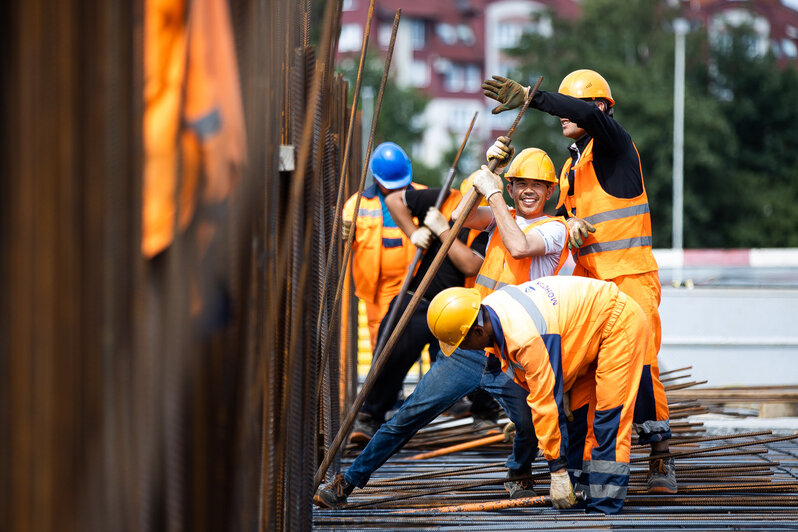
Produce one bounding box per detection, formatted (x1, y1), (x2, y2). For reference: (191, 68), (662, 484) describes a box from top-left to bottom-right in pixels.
(474, 212), (568, 299)
(557, 139), (658, 279)
(482, 276), (628, 462)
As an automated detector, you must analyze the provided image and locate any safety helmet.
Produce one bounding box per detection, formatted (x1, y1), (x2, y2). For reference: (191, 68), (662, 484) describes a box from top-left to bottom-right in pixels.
(370, 142), (413, 189)
(504, 148), (557, 184)
(558, 69), (615, 107)
(459, 171), (489, 206)
(427, 287), (482, 356)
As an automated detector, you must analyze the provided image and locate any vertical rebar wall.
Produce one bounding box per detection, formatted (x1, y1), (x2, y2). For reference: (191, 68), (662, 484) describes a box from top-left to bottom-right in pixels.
(1, 0), (358, 531)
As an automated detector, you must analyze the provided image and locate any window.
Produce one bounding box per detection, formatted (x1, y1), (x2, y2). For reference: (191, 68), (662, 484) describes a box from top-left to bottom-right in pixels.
(457, 24), (476, 46)
(782, 38), (798, 59)
(709, 10), (770, 58)
(339, 23), (362, 52)
(410, 19), (426, 50)
(409, 60), (429, 87)
(378, 23), (392, 48)
(496, 21), (523, 49)
(449, 106), (472, 130)
(443, 64), (464, 92)
(436, 23), (458, 45)
(342, 0), (357, 11)
(465, 64), (481, 93)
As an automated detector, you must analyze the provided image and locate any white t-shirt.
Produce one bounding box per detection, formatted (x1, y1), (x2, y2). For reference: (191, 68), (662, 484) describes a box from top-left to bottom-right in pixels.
(486, 214), (567, 281)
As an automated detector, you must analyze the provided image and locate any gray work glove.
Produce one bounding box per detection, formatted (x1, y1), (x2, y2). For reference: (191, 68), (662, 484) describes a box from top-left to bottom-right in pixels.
(423, 206), (450, 238)
(341, 220), (353, 241)
(549, 470), (577, 509)
(503, 421), (516, 443)
(473, 165), (503, 201)
(566, 217), (596, 248)
(486, 136), (514, 173)
(482, 75), (529, 115)
(410, 227), (434, 250)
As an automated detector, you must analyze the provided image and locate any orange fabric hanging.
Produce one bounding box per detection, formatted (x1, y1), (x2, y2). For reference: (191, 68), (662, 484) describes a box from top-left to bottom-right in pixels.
(143, 0), (245, 258)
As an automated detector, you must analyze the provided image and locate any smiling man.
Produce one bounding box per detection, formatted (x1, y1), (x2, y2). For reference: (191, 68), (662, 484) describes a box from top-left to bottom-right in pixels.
(482, 69), (676, 494)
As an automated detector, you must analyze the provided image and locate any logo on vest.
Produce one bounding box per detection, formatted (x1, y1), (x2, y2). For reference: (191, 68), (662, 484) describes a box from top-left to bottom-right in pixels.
(535, 280), (558, 306)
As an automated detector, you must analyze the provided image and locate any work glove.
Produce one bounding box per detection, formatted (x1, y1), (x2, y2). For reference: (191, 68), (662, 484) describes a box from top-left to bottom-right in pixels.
(486, 136), (514, 172)
(503, 421), (516, 443)
(423, 206), (450, 238)
(562, 391), (574, 423)
(482, 75), (529, 115)
(473, 165), (503, 201)
(566, 217), (596, 248)
(410, 226), (434, 250)
(549, 470), (577, 509)
(341, 220), (353, 241)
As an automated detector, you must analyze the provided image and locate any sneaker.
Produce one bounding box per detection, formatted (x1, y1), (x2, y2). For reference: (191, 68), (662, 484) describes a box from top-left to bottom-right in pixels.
(313, 474), (354, 509)
(504, 469), (536, 499)
(348, 413), (380, 445)
(647, 456), (678, 494)
(471, 415), (499, 432)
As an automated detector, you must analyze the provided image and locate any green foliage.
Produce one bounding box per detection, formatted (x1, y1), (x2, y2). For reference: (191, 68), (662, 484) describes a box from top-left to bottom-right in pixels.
(507, 0), (798, 248)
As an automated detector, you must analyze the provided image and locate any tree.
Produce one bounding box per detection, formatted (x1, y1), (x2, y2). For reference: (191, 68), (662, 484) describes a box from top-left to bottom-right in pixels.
(506, 0), (798, 248)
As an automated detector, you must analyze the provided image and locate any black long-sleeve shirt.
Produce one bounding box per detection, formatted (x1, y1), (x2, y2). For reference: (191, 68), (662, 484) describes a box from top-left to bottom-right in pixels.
(530, 90), (644, 218)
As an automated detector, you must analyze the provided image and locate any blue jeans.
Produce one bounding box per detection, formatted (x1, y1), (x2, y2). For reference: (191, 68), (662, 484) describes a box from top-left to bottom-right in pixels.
(345, 348), (537, 487)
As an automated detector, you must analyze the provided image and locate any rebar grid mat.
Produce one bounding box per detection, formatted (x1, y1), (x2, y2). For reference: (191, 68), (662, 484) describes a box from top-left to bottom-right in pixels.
(318, 372), (798, 530)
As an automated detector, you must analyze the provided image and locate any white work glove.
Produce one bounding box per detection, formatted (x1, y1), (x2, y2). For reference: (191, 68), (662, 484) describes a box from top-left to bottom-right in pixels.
(549, 470), (577, 509)
(486, 136), (514, 172)
(423, 206), (450, 237)
(410, 226), (434, 249)
(341, 220), (353, 241)
(472, 165), (503, 201)
(565, 217), (596, 248)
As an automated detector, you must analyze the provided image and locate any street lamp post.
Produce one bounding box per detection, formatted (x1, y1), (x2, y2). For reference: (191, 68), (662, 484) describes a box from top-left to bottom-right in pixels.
(673, 18), (689, 283)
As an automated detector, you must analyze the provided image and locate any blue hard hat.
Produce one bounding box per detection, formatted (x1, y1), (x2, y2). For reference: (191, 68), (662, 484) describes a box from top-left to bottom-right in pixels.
(370, 142), (412, 189)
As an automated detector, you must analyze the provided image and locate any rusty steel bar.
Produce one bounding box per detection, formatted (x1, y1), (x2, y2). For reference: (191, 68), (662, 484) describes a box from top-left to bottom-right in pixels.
(394, 492), (587, 514)
(314, 0), (376, 404)
(630, 433), (798, 463)
(314, 76), (543, 490)
(406, 433), (505, 460)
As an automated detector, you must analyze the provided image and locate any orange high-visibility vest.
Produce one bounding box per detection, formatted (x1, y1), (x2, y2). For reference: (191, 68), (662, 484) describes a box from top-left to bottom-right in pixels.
(557, 139), (658, 279)
(483, 276), (628, 462)
(474, 212), (568, 299)
(343, 183), (426, 304)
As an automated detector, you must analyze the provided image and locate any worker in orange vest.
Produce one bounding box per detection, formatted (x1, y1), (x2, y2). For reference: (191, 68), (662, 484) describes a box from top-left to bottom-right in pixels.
(427, 276), (648, 514)
(342, 142), (428, 350)
(482, 69), (676, 494)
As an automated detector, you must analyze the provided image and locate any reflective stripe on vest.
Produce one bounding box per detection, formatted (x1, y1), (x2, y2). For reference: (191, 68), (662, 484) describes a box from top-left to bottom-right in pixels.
(502, 285), (548, 335)
(579, 236), (653, 256)
(358, 208), (382, 218)
(583, 203), (650, 226)
(475, 274), (505, 291)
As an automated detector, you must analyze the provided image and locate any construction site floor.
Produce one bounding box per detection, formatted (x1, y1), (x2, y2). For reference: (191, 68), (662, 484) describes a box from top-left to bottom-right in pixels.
(314, 420), (798, 531)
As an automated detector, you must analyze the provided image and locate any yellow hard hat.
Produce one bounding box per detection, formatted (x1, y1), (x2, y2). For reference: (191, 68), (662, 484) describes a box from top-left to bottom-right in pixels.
(505, 148), (557, 184)
(558, 69), (615, 106)
(427, 287), (482, 356)
(459, 171), (489, 206)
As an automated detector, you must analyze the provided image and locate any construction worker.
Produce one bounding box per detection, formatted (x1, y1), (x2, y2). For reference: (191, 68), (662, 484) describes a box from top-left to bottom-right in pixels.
(453, 145), (569, 493)
(342, 142), (428, 350)
(482, 69), (676, 494)
(347, 180), (494, 446)
(427, 276), (648, 514)
(314, 146), (568, 509)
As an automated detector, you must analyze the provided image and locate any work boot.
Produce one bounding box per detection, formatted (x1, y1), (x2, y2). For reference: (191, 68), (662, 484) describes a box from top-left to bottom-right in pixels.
(647, 455), (678, 494)
(348, 412), (380, 446)
(471, 414), (499, 432)
(504, 469), (536, 499)
(313, 474), (354, 509)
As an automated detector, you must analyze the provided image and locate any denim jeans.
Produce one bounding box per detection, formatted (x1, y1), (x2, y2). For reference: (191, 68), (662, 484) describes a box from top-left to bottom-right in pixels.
(345, 348), (537, 488)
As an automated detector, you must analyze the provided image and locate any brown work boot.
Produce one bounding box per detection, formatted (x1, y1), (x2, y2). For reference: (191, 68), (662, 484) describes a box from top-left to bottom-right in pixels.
(348, 412), (380, 446)
(504, 469), (537, 499)
(313, 474), (354, 509)
(647, 455), (677, 494)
